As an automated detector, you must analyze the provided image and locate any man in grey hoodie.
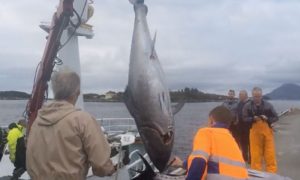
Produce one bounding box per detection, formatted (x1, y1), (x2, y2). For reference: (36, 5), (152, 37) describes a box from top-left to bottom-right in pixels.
(26, 69), (115, 180)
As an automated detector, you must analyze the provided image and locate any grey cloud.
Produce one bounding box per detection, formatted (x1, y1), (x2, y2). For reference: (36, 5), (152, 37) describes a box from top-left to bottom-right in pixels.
(1, 0), (300, 95)
(0, 66), (35, 92)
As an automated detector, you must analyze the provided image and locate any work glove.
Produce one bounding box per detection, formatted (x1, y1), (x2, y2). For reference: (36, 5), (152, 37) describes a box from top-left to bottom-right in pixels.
(253, 116), (260, 121)
(260, 115), (268, 120)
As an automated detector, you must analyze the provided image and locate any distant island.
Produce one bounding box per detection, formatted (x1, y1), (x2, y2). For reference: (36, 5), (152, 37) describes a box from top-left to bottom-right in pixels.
(2, 83), (300, 102)
(0, 91), (30, 100)
(84, 88), (227, 102)
(0, 88), (227, 102)
(265, 83), (300, 100)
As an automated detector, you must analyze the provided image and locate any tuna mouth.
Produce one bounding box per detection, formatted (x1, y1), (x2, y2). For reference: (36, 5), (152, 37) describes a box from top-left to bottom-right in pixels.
(162, 131), (173, 144)
(140, 126), (174, 145)
(139, 126), (174, 171)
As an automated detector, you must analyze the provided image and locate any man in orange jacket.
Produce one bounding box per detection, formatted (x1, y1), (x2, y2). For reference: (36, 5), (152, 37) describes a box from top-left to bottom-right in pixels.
(186, 105), (248, 180)
(243, 87), (278, 173)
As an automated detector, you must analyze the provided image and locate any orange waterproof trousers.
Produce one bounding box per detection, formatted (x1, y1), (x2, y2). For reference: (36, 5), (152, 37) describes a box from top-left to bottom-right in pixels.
(250, 119), (277, 173)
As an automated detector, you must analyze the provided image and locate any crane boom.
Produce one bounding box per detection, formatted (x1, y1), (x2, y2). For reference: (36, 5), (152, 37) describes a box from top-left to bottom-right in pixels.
(26, 0), (74, 136)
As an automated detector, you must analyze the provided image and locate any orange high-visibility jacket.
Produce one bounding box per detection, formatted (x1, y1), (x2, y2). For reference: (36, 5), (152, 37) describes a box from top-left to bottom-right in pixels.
(187, 127), (248, 180)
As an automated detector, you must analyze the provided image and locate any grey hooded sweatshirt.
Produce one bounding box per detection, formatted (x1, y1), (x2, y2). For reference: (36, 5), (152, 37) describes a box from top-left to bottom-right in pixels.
(26, 100), (115, 180)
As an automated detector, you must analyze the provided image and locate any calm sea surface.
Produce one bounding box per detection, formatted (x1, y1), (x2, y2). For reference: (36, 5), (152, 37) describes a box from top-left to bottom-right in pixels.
(1, 100), (300, 159)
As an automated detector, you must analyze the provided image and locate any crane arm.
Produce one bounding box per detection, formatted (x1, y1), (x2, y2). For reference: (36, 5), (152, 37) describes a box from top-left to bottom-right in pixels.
(26, 0), (74, 136)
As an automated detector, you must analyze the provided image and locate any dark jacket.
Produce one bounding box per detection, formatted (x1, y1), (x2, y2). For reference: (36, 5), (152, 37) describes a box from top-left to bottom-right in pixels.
(222, 99), (238, 119)
(242, 99), (279, 124)
(237, 99), (250, 122)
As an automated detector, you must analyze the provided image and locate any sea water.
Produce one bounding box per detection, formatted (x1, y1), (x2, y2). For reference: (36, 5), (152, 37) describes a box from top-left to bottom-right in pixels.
(1, 100), (300, 159)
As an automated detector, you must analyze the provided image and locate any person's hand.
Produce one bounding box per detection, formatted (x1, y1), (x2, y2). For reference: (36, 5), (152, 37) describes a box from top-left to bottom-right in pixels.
(260, 115), (268, 120)
(253, 116), (259, 120)
(107, 164), (119, 176)
(113, 162), (123, 171)
(113, 164), (118, 171)
(170, 156), (183, 168)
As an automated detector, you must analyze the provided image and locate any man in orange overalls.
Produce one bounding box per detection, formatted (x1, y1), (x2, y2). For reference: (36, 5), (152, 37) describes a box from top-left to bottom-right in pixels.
(243, 87), (278, 173)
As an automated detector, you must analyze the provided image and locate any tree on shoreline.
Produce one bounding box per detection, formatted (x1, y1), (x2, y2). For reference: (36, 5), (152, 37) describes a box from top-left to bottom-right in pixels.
(0, 88), (227, 102)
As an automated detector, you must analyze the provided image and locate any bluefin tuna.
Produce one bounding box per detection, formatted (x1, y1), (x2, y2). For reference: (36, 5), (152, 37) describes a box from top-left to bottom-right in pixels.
(124, 0), (175, 172)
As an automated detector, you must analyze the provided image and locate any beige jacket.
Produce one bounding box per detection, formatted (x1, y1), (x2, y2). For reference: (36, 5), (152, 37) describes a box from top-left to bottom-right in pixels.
(26, 100), (114, 180)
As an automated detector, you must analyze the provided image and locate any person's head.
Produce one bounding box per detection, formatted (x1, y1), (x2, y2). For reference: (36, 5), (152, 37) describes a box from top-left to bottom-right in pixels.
(8, 123), (18, 130)
(239, 90), (248, 102)
(208, 105), (233, 127)
(227, 89), (235, 99)
(51, 69), (81, 105)
(252, 87), (263, 105)
(18, 118), (27, 128)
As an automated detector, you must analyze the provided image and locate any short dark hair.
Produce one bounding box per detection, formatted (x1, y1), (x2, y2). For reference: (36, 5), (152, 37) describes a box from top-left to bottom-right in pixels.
(209, 105), (233, 126)
(8, 123), (18, 130)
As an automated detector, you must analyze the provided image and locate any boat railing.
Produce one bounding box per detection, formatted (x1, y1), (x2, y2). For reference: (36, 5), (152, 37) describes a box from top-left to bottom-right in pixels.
(0, 125), (8, 130)
(1, 118), (138, 135)
(96, 117), (137, 134)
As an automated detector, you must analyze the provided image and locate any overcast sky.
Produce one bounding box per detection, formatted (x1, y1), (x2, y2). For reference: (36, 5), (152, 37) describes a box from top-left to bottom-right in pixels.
(1, 0), (300, 95)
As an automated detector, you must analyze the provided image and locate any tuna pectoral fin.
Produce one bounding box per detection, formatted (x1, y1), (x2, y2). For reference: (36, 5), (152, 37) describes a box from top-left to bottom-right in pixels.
(150, 32), (157, 60)
(124, 87), (140, 119)
(131, 153), (156, 180)
(172, 100), (185, 115)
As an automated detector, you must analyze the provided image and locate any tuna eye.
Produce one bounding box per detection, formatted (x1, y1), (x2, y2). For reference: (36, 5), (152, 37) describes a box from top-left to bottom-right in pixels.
(162, 131), (173, 144)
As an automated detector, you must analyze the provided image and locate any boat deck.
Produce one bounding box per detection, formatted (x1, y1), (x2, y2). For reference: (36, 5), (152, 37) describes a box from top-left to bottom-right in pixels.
(274, 109), (300, 179)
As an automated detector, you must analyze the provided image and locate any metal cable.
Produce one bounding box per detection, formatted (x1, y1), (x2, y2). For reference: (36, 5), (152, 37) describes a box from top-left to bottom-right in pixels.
(58, 0), (88, 51)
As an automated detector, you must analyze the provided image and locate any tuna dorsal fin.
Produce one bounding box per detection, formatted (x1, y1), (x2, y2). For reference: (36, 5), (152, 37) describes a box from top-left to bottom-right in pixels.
(150, 31), (157, 59)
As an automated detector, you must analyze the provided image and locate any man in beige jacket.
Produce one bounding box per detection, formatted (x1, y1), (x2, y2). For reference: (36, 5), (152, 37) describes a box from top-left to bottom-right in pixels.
(26, 69), (115, 180)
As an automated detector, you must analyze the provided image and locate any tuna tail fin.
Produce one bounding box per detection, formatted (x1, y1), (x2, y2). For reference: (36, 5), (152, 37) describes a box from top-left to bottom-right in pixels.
(129, 0), (144, 5)
(150, 31), (157, 59)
